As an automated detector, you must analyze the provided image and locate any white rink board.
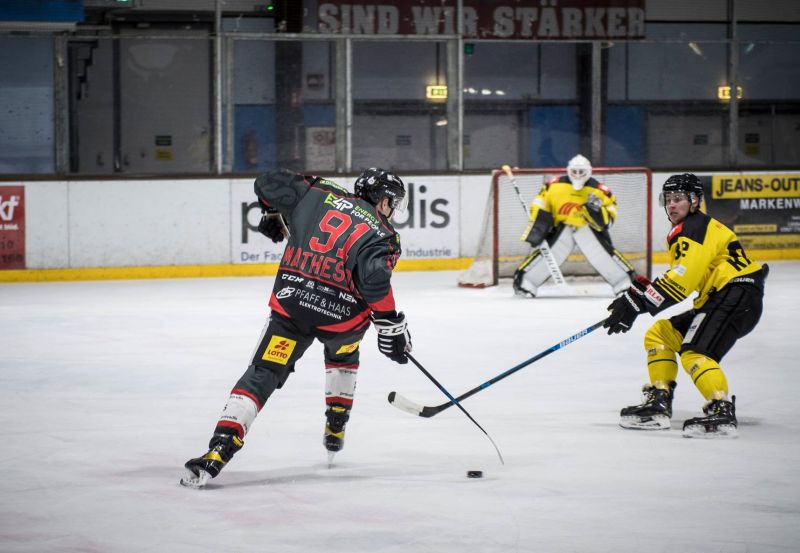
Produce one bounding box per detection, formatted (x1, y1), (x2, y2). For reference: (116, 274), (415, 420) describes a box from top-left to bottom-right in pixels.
(8, 171), (794, 270)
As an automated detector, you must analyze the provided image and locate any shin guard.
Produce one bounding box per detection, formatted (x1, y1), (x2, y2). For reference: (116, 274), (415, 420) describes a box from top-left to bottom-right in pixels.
(681, 350), (728, 401)
(644, 319), (682, 387)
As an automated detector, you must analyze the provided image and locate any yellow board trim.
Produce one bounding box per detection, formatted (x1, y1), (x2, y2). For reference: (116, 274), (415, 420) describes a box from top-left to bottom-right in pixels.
(1, 252), (797, 283)
(0, 258), (475, 283)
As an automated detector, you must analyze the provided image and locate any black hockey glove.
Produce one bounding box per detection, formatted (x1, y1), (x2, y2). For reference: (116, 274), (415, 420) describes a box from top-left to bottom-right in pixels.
(373, 311), (412, 364)
(258, 207), (289, 243)
(524, 226), (547, 248)
(524, 210), (553, 247)
(580, 195), (610, 233)
(604, 278), (649, 335)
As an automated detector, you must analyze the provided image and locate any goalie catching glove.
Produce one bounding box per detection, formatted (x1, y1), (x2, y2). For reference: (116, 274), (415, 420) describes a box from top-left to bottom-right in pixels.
(373, 311), (412, 364)
(258, 207), (289, 243)
(580, 195), (610, 233)
(604, 275), (658, 334)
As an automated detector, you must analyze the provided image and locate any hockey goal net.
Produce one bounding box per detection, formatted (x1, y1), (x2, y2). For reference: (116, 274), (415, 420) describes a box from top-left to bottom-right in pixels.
(459, 167), (652, 287)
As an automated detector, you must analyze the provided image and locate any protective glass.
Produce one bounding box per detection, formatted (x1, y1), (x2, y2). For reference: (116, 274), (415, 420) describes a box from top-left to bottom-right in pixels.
(659, 191), (691, 206)
(390, 191), (409, 213)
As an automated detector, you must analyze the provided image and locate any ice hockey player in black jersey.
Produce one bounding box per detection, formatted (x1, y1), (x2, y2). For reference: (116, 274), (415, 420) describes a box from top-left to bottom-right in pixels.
(604, 173), (767, 438)
(181, 168), (412, 487)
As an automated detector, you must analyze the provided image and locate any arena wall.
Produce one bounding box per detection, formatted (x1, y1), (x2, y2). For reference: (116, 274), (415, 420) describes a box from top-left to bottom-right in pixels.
(1, 171), (797, 281)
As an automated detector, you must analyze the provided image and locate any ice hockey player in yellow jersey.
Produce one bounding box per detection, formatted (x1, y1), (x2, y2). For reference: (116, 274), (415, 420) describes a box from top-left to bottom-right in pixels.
(604, 173), (767, 438)
(513, 154), (636, 297)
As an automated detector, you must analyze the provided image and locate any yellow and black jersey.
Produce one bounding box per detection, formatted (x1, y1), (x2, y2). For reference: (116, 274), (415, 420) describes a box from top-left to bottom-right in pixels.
(529, 176), (618, 229)
(647, 211), (763, 311)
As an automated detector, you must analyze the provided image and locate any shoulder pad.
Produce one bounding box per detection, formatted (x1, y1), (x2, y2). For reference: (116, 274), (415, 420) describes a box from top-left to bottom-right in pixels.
(315, 178), (350, 193)
(585, 179), (612, 196)
(554, 175), (569, 184)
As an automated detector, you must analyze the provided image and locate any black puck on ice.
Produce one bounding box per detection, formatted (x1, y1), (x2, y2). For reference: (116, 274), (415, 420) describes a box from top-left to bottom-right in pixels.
(466, 470), (483, 478)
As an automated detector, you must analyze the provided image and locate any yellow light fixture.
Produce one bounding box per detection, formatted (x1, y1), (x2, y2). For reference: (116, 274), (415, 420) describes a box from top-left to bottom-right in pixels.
(718, 85), (743, 101)
(426, 85), (448, 100)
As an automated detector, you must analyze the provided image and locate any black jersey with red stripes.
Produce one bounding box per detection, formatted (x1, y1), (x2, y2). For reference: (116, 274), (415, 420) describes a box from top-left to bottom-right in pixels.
(254, 170), (401, 332)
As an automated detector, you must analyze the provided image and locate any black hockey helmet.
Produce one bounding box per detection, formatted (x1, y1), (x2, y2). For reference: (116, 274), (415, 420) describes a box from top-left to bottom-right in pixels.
(660, 173), (704, 207)
(354, 168), (408, 213)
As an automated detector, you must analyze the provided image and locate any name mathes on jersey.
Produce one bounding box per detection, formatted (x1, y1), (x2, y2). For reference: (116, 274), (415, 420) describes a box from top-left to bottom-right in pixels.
(280, 245), (352, 286)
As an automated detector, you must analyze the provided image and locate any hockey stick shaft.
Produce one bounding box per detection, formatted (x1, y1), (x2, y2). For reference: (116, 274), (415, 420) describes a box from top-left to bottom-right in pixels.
(390, 319), (606, 418)
(405, 353), (504, 465)
(501, 165), (566, 286)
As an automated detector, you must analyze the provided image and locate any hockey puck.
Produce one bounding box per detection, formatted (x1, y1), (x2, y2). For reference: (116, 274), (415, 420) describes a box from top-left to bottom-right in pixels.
(466, 470), (483, 478)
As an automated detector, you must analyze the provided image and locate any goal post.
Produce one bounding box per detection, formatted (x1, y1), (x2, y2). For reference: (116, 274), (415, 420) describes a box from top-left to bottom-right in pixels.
(458, 166), (653, 288)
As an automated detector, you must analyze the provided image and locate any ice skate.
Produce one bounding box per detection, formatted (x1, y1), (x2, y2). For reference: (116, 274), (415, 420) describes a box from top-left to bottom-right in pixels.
(682, 396), (738, 439)
(619, 381), (676, 430)
(323, 405), (350, 466)
(180, 432), (243, 488)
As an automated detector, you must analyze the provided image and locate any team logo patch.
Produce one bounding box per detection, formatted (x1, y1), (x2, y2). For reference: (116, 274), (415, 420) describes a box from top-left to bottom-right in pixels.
(262, 335), (297, 365)
(324, 193), (354, 211)
(336, 340), (361, 354)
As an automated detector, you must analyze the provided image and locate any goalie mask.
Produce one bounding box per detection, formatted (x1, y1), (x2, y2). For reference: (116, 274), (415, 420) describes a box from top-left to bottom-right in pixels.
(659, 173), (704, 212)
(354, 168), (408, 214)
(567, 154), (592, 190)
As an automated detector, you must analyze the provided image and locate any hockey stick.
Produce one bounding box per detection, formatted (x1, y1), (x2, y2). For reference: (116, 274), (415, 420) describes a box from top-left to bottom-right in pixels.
(404, 353), (504, 465)
(501, 164), (568, 287)
(389, 319), (606, 418)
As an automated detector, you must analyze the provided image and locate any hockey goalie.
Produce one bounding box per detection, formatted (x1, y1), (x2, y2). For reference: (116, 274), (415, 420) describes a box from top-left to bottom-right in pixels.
(512, 155), (637, 297)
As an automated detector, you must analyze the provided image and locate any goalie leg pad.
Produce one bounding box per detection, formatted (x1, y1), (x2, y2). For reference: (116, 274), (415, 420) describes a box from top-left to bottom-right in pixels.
(572, 225), (634, 294)
(515, 225), (575, 294)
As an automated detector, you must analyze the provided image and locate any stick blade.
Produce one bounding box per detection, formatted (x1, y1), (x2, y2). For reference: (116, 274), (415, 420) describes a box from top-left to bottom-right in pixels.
(387, 391), (425, 417)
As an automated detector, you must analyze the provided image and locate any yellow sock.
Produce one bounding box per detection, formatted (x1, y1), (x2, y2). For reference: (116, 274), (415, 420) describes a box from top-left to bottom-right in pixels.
(680, 350), (728, 401)
(644, 320), (681, 390)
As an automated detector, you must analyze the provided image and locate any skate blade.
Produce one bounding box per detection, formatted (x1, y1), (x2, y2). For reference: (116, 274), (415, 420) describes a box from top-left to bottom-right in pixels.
(620, 415), (671, 430)
(180, 468), (211, 488)
(682, 424), (738, 439)
(327, 451), (336, 468)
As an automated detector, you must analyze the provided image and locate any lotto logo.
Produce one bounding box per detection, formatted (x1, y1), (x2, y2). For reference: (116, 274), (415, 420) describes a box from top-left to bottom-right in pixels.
(262, 335), (297, 365)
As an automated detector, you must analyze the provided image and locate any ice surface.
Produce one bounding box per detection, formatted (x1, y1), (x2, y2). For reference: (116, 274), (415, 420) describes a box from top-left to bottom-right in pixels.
(1, 262), (798, 553)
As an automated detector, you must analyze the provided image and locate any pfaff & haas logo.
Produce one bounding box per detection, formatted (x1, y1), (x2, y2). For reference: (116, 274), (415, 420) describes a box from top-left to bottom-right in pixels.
(0, 195), (20, 222)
